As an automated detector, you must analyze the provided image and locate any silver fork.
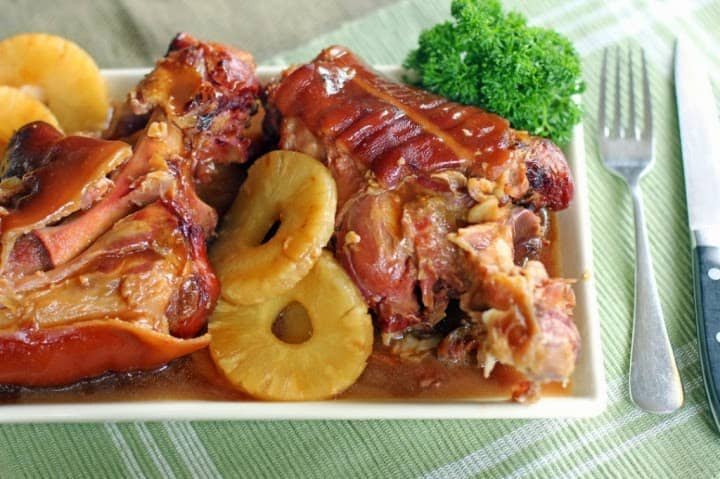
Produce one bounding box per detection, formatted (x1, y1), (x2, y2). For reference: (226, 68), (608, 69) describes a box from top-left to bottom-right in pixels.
(598, 47), (684, 413)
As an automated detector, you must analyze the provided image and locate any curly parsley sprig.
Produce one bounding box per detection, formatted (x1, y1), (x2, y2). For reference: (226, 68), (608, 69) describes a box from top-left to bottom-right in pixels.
(404, 0), (583, 145)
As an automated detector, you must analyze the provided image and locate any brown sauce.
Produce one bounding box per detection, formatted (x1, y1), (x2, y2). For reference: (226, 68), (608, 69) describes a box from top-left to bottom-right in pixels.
(0, 216), (570, 404)
(0, 346), (569, 404)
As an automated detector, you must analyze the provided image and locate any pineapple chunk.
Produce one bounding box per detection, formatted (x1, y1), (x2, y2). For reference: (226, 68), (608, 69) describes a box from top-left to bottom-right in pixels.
(0, 33), (108, 133)
(0, 85), (59, 159)
(210, 252), (373, 400)
(210, 150), (337, 305)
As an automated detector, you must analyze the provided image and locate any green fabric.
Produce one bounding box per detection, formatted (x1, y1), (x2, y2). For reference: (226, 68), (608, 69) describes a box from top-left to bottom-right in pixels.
(1, 0), (720, 477)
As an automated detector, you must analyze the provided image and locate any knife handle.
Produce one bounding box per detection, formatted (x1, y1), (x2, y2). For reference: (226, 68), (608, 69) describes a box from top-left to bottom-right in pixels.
(693, 244), (720, 429)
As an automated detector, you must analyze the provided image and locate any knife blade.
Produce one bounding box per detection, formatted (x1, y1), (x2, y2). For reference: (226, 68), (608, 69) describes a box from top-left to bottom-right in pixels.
(675, 38), (720, 429)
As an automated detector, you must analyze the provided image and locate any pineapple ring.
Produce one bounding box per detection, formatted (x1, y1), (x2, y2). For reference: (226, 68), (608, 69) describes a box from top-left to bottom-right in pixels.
(210, 150), (337, 305)
(0, 33), (109, 133)
(0, 86), (59, 158)
(210, 252), (373, 400)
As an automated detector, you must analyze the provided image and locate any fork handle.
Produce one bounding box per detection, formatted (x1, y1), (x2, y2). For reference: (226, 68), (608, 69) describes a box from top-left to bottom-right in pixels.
(629, 185), (684, 413)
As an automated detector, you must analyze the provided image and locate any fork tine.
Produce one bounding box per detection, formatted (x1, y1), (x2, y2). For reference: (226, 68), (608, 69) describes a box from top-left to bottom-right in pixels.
(641, 49), (652, 140)
(598, 48), (608, 138)
(628, 47), (636, 139)
(614, 46), (623, 138)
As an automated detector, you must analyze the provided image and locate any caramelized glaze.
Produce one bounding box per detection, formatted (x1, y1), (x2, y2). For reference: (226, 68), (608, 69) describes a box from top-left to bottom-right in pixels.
(269, 46), (512, 189)
(2, 137), (130, 233)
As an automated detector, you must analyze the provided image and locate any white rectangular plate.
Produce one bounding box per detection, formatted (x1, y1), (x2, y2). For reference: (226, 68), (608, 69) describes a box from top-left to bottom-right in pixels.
(0, 66), (605, 422)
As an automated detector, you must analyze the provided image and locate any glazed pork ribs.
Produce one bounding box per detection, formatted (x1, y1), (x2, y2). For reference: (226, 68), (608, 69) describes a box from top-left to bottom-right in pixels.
(0, 34), (260, 386)
(266, 46), (579, 394)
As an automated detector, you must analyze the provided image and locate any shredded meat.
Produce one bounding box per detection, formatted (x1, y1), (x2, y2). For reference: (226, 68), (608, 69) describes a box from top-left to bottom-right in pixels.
(265, 45), (579, 395)
(0, 34), (260, 386)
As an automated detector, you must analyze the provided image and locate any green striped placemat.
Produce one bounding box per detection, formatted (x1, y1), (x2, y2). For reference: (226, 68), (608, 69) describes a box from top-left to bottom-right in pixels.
(2, 1), (720, 477)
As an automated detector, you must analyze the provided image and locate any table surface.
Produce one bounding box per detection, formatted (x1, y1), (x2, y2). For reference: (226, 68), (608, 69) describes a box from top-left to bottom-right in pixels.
(2, 0), (720, 477)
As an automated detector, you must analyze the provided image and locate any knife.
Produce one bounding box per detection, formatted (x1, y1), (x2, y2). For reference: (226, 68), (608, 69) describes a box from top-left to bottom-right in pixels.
(675, 38), (720, 429)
